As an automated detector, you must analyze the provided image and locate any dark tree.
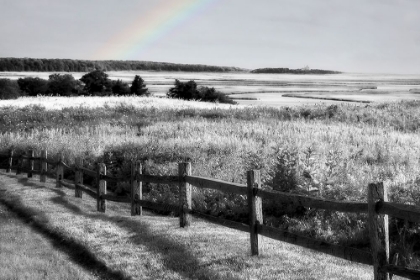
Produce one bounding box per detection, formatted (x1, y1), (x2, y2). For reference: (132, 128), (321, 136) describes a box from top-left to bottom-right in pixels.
(111, 79), (131, 95)
(0, 79), (23, 100)
(130, 75), (149, 96)
(167, 79), (198, 100)
(197, 86), (236, 104)
(47, 74), (82, 96)
(79, 69), (111, 94)
(167, 79), (236, 104)
(17, 77), (48, 96)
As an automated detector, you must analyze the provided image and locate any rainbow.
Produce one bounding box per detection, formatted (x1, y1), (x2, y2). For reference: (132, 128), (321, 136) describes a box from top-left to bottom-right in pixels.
(92, 0), (216, 60)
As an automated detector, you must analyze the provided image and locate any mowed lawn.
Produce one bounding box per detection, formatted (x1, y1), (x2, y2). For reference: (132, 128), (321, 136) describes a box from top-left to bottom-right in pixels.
(0, 171), (390, 280)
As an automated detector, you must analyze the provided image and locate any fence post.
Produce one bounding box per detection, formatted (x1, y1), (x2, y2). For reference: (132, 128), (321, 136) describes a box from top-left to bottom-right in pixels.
(16, 155), (22, 175)
(97, 163), (106, 212)
(28, 149), (34, 178)
(131, 161), (142, 216)
(56, 153), (64, 188)
(6, 149), (13, 173)
(75, 158), (83, 198)
(247, 169), (263, 256)
(179, 162), (192, 228)
(40, 150), (47, 182)
(368, 182), (390, 280)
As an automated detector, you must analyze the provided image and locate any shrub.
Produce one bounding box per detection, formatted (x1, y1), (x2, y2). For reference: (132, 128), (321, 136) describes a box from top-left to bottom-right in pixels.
(267, 149), (301, 193)
(167, 79), (198, 100)
(17, 77), (48, 96)
(111, 80), (131, 95)
(0, 79), (23, 100)
(79, 69), (112, 94)
(167, 79), (236, 104)
(197, 86), (236, 104)
(47, 74), (83, 96)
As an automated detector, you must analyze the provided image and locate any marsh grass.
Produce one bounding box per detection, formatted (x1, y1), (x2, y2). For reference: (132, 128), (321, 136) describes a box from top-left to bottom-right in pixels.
(0, 171), (384, 280)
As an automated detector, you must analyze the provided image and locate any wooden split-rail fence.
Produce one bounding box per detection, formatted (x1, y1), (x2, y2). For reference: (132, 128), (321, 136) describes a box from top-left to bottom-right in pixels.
(1, 148), (420, 280)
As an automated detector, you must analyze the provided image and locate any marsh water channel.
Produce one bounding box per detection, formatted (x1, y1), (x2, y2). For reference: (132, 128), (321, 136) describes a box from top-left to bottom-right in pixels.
(1, 71), (420, 107)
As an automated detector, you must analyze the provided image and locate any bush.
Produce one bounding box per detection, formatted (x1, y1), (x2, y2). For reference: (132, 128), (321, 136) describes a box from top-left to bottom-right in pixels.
(197, 86), (236, 104)
(268, 149), (301, 193)
(47, 74), (83, 96)
(79, 69), (112, 94)
(111, 80), (131, 95)
(0, 79), (23, 100)
(167, 79), (198, 100)
(17, 77), (48, 96)
(79, 71), (150, 96)
(167, 79), (236, 104)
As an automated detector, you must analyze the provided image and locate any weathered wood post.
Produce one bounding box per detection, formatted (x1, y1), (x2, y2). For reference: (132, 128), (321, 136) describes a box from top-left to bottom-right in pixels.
(97, 163), (107, 212)
(131, 161), (142, 216)
(56, 153), (64, 188)
(75, 158), (83, 198)
(247, 169), (263, 256)
(368, 182), (390, 280)
(28, 149), (34, 178)
(16, 154), (22, 175)
(6, 149), (13, 173)
(179, 162), (192, 228)
(40, 149), (47, 182)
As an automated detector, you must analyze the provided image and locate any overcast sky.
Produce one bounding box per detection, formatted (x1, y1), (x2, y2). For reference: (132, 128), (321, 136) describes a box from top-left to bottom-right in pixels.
(1, 0), (419, 74)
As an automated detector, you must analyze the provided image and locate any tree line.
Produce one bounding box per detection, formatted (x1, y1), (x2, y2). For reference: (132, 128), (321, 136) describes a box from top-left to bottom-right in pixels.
(0, 58), (244, 72)
(0, 70), (149, 99)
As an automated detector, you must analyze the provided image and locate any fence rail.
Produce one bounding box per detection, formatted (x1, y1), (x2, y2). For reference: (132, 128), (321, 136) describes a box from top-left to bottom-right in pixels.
(1, 148), (420, 280)
(257, 188), (369, 213)
(189, 210), (249, 233)
(378, 201), (420, 224)
(79, 166), (97, 178)
(186, 175), (247, 195)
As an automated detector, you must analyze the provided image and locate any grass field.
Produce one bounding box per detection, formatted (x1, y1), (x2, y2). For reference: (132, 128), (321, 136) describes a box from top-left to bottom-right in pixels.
(0, 171), (381, 280)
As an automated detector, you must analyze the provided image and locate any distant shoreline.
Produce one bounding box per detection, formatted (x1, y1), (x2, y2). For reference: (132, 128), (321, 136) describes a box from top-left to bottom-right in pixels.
(251, 68), (341, 75)
(0, 57), (246, 73)
(0, 57), (343, 74)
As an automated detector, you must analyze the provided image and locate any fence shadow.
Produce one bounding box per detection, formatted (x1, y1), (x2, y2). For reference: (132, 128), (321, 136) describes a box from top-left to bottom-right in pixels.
(1, 173), (244, 280)
(49, 189), (245, 280)
(0, 174), (131, 280)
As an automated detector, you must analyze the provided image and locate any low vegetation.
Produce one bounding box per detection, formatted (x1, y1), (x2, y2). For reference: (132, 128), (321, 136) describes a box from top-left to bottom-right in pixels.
(0, 97), (419, 269)
(167, 79), (236, 104)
